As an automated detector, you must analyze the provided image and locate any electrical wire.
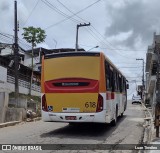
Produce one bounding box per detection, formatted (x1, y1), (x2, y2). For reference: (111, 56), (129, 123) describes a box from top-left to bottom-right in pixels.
(0, 32), (32, 50)
(42, 0), (80, 23)
(43, 0), (102, 30)
(22, 0), (40, 27)
(43, 0), (146, 60)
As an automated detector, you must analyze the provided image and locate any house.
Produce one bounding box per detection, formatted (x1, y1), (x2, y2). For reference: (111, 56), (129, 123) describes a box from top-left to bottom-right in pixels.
(25, 47), (85, 72)
(0, 42), (40, 96)
(0, 42), (85, 95)
(145, 33), (159, 108)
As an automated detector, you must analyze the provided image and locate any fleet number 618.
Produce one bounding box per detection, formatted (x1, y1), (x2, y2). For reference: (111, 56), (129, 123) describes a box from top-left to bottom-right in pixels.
(85, 102), (96, 108)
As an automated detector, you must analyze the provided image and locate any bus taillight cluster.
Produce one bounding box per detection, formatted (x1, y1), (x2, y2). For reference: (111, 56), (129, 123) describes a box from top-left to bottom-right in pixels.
(96, 94), (103, 112)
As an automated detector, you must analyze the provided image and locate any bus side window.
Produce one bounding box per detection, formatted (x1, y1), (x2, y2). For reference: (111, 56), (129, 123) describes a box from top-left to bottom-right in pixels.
(114, 71), (118, 92)
(119, 75), (122, 93)
(122, 77), (124, 92)
(113, 72), (116, 91)
(116, 73), (119, 91)
(123, 78), (126, 92)
(105, 61), (111, 91)
(111, 69), (115, 92)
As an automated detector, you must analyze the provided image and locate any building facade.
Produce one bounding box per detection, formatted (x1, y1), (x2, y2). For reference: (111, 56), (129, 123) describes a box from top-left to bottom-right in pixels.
(145, 33), (160, 111)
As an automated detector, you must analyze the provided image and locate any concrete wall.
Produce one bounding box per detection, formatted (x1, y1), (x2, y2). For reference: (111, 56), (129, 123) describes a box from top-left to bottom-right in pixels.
(5, 108), (26, 122)
(0, 92), (9, 123)
(6, 82), (41, 96)
(9, 98), (28, 108)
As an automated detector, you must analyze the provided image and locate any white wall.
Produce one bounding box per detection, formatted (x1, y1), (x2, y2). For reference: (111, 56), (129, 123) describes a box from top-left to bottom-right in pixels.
(1, 48), (13, 55)
(0, 66), (7, 82)
(23, 53), (40, 68)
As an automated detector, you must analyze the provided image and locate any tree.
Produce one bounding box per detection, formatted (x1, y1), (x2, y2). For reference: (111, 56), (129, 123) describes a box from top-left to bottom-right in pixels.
(22, 26), (46, 95)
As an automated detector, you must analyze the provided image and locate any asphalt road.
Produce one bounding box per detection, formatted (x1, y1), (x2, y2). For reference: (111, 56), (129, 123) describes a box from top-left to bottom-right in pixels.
(0, 101), (145, 153)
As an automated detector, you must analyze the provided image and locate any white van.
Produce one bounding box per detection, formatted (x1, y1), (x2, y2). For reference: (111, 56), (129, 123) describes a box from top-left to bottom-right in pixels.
(132, 95), (142, 104)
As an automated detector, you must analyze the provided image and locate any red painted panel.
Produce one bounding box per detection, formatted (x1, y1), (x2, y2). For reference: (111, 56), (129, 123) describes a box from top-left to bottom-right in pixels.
(106, 91), (115, 100)
(111, 92), (115, 99)
(106, 92), (111, 100)
(44, 78), (99, 93)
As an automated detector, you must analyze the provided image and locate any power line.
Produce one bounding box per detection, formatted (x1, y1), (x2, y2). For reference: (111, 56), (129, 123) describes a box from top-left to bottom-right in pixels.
(56, 0), (88, 22)
(54, 0), (115, 50)
(42, 0), (80, 23)
(55, 0), (109, 49)
(43, 0), (145, 60)
(54, 0), (111, 49)
(43, 0), (114, 51)
(0, 32), (32, 50)
(79, 44), (146, 52)
(44, 0), (102, 29)
(41, 0), (144, 61)
(22, 0), (40, 27)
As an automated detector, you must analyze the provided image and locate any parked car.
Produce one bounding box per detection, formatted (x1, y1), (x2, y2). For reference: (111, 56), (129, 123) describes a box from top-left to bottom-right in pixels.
(132, 95), (142, 104)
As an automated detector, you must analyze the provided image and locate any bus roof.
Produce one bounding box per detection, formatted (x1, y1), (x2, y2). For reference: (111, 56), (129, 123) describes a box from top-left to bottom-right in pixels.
(44, 51), (100, 59)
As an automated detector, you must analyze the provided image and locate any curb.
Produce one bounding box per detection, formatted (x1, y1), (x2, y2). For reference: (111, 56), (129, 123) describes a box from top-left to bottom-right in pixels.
(0, 117), (41, 128)
(0, 121), (21, 128)
(34, 117), (41, 121)
(141, 103), (154, 144)
(26, 117), (42, 122)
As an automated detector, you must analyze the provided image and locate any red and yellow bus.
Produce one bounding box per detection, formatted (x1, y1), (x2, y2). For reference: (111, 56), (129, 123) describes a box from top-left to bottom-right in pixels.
(41, 51), (128, 125)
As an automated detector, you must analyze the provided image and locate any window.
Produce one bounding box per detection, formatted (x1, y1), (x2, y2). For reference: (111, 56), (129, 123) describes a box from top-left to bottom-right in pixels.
(122, 78), (126, 92)
(119, 75), (122, 93)
(105, 61), (115, 92)
(105, 61), (111, 91)
(111, 68), (114, 92)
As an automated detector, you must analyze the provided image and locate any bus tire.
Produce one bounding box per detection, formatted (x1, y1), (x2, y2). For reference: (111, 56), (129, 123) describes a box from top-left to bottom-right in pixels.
(69, 123), (78, 126)
(120, 112), (124, 117)
(111, 107), (118, 126)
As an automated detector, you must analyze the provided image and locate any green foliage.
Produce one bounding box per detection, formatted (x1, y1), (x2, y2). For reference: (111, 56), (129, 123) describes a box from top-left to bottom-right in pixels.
(22, 26), (46, 47)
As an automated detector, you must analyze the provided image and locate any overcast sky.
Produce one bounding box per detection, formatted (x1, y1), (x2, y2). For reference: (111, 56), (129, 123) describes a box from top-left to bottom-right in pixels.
(1, 0), (160, 98)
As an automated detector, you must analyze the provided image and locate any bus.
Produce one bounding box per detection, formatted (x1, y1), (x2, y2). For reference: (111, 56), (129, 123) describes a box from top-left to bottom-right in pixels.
(41, 51), (128, 125)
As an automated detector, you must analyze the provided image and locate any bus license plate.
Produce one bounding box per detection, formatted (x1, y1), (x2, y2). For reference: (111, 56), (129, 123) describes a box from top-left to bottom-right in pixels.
(65, 116), (76, 120)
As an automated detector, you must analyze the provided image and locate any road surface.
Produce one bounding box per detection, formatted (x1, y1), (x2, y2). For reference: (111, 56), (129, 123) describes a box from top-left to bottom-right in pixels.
(0, 101), (145, 153)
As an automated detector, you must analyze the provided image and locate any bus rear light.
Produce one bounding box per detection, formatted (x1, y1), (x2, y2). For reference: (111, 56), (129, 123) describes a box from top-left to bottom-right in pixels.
(42, 94), (48, 111)
(96, 94), (103, 112)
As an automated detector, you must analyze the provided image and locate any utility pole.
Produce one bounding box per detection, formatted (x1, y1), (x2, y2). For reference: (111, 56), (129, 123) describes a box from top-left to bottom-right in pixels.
(155, 41), (160, 137)
(136, 58), (145, 100)
(75, 23), (90, 51)
(13, 0), (19, 107)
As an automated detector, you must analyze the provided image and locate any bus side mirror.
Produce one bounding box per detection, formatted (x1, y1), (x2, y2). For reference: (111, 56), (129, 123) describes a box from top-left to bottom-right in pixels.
(126, 84), (129, 89)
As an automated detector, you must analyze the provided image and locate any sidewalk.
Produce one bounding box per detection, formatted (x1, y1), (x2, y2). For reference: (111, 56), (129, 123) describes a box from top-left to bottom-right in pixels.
(0, 117), (41, 128)
(142, 103), (160, 153)
(148, 125), (160, 153)
(0, 121), (21, 128)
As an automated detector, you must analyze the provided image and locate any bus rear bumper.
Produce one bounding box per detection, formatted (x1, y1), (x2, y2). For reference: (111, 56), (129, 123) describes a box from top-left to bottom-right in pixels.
(42, 110), (106, 123)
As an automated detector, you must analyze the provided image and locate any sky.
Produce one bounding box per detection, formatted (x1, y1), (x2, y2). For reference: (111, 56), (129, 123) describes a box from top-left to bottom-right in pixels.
(1, 0), (160, 98)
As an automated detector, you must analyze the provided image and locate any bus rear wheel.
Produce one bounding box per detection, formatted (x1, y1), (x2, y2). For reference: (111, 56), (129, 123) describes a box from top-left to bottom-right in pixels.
(111, 108), (118, 126)
(69, 123), (78, 126)
(120, 112), (124, 117)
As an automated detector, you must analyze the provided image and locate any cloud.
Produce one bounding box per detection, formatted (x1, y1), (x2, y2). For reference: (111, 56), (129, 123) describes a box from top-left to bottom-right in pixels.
(105, 0), (160, 49)
(0, 0), (14, 34)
